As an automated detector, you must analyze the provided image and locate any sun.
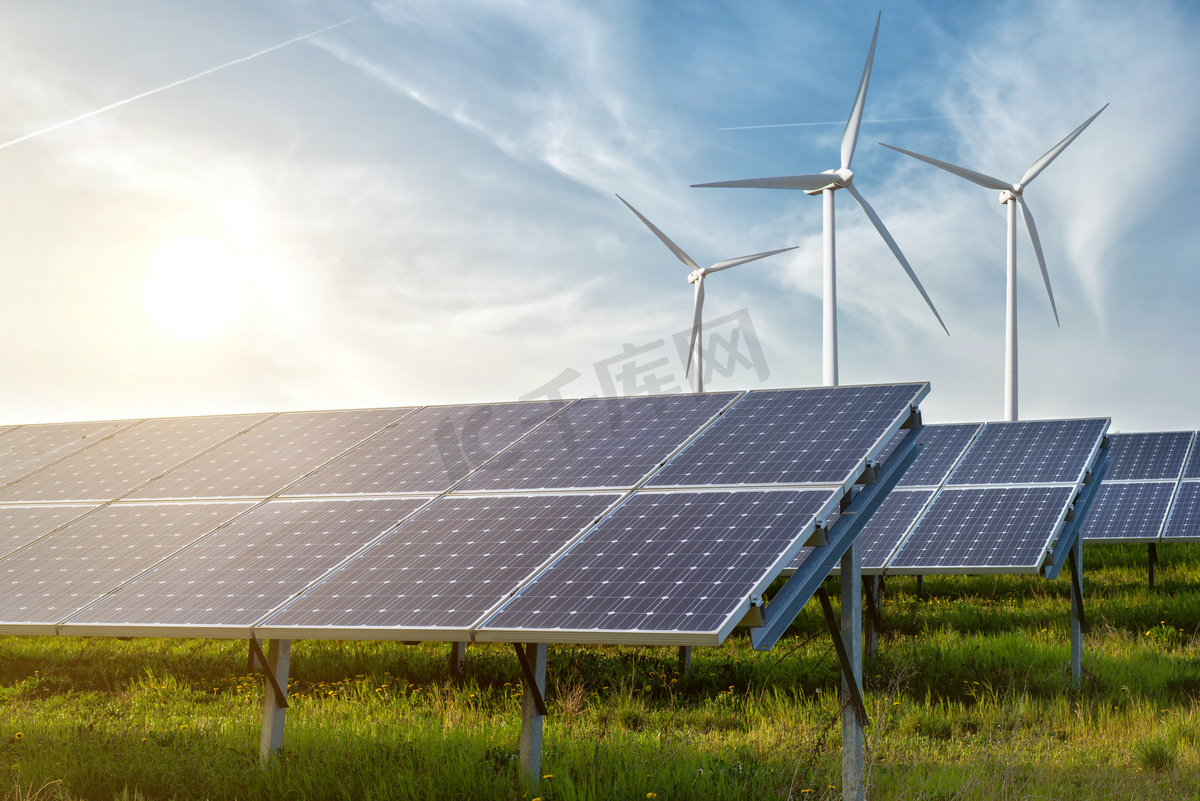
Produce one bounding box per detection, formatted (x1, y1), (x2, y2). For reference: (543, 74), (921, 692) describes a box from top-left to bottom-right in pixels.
(143, 237), (246, 340)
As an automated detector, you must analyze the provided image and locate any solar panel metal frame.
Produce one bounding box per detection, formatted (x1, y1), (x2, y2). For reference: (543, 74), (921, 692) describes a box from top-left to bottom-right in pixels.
(1082, 431), (1197, 543)
(645, 382), (930, 493)
(254, 492), (627, 642)
(448, 392), (744, 494)
(472, 485), (845, 647)
(59, 496), (438, 639)
(1162, 478), (1200, 541)
(0, 419), (142, 491)
(1077, 480), (1178, 543)
(942, 418), (1108, 490)
(879, 418), (1109, 576)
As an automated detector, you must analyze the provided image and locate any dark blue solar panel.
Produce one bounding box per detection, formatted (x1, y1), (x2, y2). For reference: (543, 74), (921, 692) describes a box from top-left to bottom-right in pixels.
(947, 419), (1106, 486)
(646, 383), (926, 488)
(284, 401), (567, 496)
(1079, 482), (1174, 542)
(888, 486), (1075, 571)
(861, 489), (935, 569)
(261, 493), (619, 633)
(896, 424), (982, 487)
(479, 488), (835, 638)
(455, 393), (735, 491)
(1104, 432), (1193, 481)
(1185, 437), (1200, 480)
(1163, 482), (1200, 540)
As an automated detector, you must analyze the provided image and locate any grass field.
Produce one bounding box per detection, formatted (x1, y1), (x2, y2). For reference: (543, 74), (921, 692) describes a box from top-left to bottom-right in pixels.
(4, 542), (1200, 800)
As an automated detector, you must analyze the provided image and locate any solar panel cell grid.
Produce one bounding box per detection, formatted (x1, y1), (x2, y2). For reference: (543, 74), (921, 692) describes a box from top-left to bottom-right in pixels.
(860, 489), (935, 569)
(1163, 481), (1200, 540)
(263, 493), (619, 632)
(1185, 437), (1200, 480)
(0, 502), (255, 626)
(888, 486), (1075, 572)
(128, 408), (413, 500)
(647, 384), (925, 488)
(947, 419), (1106, 486)
(0, 420), (137, 487)
(0, 414), (269, 503)
(0, 505), (100, 559)
(456, 394), (735, 492)
(66, 497), (431, 630)
(1079, 482), (1174, 541)
(896, 424), (982, 487)
(284, 401), (566, 496)
(480, 489), (835, 638)
(1104, 432), (1194, 481)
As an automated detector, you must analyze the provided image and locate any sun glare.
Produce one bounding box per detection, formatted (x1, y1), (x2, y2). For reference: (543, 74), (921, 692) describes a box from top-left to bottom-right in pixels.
(144, 237), (246, 340)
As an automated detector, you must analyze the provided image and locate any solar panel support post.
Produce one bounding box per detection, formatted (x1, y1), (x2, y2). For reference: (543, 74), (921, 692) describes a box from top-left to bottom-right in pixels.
(515, 642), (548, 793)
(864, 575), (883, 665)
(840, 542), (865, 801)
(1069, 536), (1084, 689)
(677, 646), (692, 675)
(449, 642), (467, 678)
(1149, 543), (1157, 590)
(257, 639), (291, 769)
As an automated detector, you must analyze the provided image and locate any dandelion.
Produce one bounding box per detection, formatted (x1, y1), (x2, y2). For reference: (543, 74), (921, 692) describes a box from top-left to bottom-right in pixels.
(543, 774), (554, 779)
(644, 685), (651, 692)
(180, 724), (188, 730)
(13, 733), (22, 740)
(647, 794), (657, 799)
(142, 738), (148, 744)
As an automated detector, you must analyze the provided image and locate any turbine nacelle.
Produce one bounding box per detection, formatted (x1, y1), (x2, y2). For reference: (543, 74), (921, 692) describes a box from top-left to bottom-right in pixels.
(998, 188), (1021, 204)
(687, 269), (706, 284)
(802, 168), (854, 196)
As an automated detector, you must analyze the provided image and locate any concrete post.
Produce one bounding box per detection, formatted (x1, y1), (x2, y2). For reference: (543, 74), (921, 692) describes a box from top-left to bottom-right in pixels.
(519, 643), (548, 793)
(259, 639), (291, 769)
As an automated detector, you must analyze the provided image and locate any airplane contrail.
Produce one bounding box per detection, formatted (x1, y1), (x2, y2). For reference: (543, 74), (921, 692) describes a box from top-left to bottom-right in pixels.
(718, 115), (976, 131)
(0, 6), (389, 152)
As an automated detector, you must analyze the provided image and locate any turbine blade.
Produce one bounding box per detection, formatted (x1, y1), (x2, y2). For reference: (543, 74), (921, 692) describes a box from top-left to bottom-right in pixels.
(845, 183), (950, 336)
(616, 194), (700, 270)
(841, 12), (880, 171)
(879, 143), (1011, 191)
(692, 174), (836, 191)
(685, 277), (705, 378)
(1016, 195), (1060, 326)
(1019, 104), (1108, 188)
(708, 246), (798, 272)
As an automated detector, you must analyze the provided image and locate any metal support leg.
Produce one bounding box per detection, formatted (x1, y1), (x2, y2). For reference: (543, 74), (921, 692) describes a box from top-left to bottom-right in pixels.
(915, 575), (924, 593)
(841, 542), (864, 801)
(258, 639), (291, 769)
(864, 575), (882, 665)
(517, 643), (547, 793)
(677, 646), (692, 675)
(1149, 543), (1157, 590)
(449, 642), (467, 678)
(1068, 538), (1085, 690)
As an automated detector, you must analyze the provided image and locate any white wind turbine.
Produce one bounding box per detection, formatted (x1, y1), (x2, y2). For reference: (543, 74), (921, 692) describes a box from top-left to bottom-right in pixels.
(617, 194), (796, 393)
(880, 103), (1107, 421)
(691, 14), (947, 387)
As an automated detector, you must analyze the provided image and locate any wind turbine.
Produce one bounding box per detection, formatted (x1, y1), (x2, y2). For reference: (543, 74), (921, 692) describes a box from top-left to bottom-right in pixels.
(881, 103), (1107, 421)
(690, 14), (947, 387)
(616, 194), (796, 393)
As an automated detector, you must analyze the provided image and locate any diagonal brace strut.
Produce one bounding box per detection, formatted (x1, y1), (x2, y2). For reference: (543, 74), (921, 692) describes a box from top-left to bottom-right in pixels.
(248, 638), (288, 709)
(513, 643), (547, 716)
(817, 586), (869, 727)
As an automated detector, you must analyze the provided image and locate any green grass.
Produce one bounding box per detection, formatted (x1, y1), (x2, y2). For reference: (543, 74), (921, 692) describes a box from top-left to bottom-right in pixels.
(4, 543), (1200, 799)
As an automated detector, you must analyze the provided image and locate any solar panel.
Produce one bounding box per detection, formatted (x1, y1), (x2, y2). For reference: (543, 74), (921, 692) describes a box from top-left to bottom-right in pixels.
(1163, 481), (1200, 540)
(0, 419), (137, 488)
(0, 504), (100, 559)
(127, 408), (414, 500)
(1103, 432), (1193, 481)
(0, 414), (269, 503)
(62, 497), (432, 637)
(258, 493), (620, 639)
(896, 424), (982, 487)
(1184, 436), (1200, 480)
(0, 425), (18, 438)
(947, 419), (1106, 486)
(646, 383), (927, 488)
(476, 488), (837, 645)
(860, 489), (936, 570)
(283, 401), (566, 496)
(455, 394), (736, 492)
(1078, 482), (1175, 542)
(0, 502), (255, 633)
(887, 486), (1076, 573)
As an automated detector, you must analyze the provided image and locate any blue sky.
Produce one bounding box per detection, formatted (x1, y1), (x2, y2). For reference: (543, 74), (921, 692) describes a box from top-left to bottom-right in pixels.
(1, 0), (1197, 431)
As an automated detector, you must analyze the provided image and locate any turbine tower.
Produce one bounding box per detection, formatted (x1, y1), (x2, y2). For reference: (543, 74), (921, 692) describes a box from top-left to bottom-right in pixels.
(881, 103), (1107, 420)
(617, 194), (796, 393)
(691, 14), (947, 387)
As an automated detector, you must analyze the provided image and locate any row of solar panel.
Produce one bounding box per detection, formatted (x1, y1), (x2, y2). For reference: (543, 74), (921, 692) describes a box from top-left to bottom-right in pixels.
(791, 418), (1110, 575)
(1075, 431), (1200, 543)
(0, 384), (928, 503)
(0, 383), (926, 645)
